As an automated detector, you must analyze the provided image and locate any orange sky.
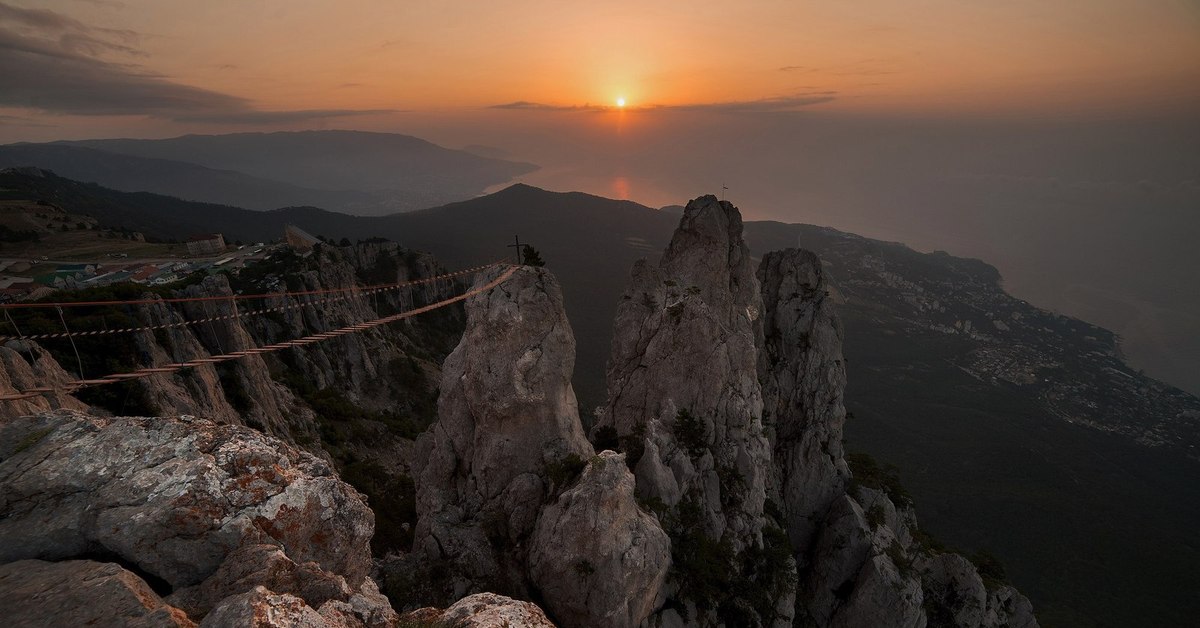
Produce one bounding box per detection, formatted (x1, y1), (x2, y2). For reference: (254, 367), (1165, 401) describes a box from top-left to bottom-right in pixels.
(1, 0), (1199, 140)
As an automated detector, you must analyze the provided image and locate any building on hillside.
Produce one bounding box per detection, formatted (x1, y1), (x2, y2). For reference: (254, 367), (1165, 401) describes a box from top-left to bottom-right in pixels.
(186, 233), (226, 256)
(284, 224), (320, 252)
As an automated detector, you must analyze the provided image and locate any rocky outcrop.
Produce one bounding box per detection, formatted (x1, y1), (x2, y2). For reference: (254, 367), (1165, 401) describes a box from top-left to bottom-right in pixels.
(412, 266), (594, 597)
(593, 195), (783, 623)
(0, 343), (87, 417)
(0, 559), (195, 628)
(597, 195), (770, 540)
(919, 553), (1038, 628)
(0, 410), (396, 626)
(529, 451), (670, 628)
(403, 592), (557, 627)
(407, 265), (669, 628)
(757, 249), (850, 556)
(0, 243), (458, 464)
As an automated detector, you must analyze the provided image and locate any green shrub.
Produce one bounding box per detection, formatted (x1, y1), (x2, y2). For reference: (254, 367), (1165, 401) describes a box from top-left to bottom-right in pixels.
(339, 459), (417, 554)
(969, 550), (1008, 588)
(544, 453), (587, 495)
(673, 408), (707, 457)
(847, 451), (913, 507)
(865, 503), (887, 530)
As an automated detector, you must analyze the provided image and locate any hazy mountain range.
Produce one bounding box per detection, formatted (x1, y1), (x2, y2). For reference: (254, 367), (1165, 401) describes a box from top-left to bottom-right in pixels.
(0, 131), (537, 215)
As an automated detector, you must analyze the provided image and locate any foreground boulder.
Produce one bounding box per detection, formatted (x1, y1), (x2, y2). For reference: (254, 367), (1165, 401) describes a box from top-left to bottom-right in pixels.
(403, 592), (557, 627)
(0, 411), (396, 625)
(529, 451), (670, 628)
(0, 559), (195, 628)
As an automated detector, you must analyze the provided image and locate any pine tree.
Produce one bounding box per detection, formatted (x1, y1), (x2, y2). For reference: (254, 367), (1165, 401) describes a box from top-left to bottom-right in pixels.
(522, 245), (545, 267)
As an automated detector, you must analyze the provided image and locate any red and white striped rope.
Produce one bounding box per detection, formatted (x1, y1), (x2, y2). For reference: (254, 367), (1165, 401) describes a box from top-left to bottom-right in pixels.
(0, 263), (499, 342)
(0, 264), (517, 402)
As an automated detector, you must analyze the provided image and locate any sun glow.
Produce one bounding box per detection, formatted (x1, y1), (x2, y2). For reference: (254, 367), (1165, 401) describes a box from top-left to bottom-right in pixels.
(616, 97), (626, 108)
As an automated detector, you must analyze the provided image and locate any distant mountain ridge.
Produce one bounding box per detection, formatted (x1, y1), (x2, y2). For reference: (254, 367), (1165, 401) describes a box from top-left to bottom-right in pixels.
(0, 130), (537, 215)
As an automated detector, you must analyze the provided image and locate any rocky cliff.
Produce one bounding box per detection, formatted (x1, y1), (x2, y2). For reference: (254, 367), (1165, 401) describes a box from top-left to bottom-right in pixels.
(403, 265), (669, 628)
(587, 196), (1039, 627)
(0, 241), (463, 555)
(0, 411), (395, 627)
(0, 199), (1041, 627)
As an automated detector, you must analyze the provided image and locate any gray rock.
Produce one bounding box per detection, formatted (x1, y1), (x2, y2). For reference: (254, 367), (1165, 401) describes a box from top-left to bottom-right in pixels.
(830, 553), (925, 628)
(412, 265), (593, 595)
(0, 559), (195, 628)
(0, 343), (87, 420)
(0, 411), (393, 623)
(757, 249), (850, 555)
(598, 195), (770, 551)
(529, 451), (670, 628)
(919, 552), (1039, 628)
(404, 592), (557, 627)
(199, 586), (325, 628)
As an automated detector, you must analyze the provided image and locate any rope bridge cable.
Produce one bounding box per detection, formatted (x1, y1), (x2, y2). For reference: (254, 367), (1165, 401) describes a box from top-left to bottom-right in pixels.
(0, 262), (501, 342)
(0, 264), (518, 402)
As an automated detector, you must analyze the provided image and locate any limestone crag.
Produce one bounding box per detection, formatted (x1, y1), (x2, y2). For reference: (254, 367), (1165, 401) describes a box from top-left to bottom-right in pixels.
(590, 196), (1039, 627)
(408, 265), (668, 627)
(403, 592), (557, 627)
(0, 343), (87, 417)
(412, 266), (593, 596)
(529, 451), (671, 628)
(0, 559), (195, 628)
(756, 249), (850, 558)
(0, 410), (396, 626)
(598, 195), (771, 550)
(0, 242), (460, 486)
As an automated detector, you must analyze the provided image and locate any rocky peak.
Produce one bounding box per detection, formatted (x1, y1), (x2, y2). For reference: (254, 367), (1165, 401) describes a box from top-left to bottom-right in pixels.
(406, 265), (668, 628)
(757, 248), (850, 555)
(410, 265), (594, 596)
(599, 194), (770, 536)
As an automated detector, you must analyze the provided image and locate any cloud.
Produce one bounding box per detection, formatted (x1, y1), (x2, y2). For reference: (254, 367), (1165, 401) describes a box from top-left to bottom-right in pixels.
(655, 93), (837, 113)
(489, 93), (836, 114)
(0, 2), (388, 124)
(173, 108), (397, 124)
(489, 101), (606, 112)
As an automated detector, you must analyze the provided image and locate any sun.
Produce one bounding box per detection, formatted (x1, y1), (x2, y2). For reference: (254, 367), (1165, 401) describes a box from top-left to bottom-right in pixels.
(616, 97), (626, 108)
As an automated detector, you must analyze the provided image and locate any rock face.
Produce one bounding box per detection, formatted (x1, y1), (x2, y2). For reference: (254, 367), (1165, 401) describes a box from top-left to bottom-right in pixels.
(0, 411), (396, 626)
(409, 265), (668, 628)
(757, 249), (850, 558)
(588, 196), (1039, 627)
(597, 195), (770, 541)
(0, 343), (88, 417)
(0, 559), (195, 628)
(529, 451), (670, 628)
(412, 266), (594, 596)
(403, 592), (557, 628)
(0, 242), (460, 467)
(593, 195), (784, 623)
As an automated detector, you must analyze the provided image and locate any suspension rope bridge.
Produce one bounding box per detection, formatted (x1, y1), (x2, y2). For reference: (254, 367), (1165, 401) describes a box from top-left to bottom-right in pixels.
(0, 261), (518, 403)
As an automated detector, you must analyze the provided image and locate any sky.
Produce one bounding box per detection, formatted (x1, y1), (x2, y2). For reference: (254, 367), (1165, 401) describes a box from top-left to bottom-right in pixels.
(1, 0), (1199, 139)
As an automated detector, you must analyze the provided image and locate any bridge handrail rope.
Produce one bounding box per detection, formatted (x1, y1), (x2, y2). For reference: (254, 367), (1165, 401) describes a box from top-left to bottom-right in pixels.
(0, 262), (501, 310)
(0, 263), (518, 402)
(0, 262), (502, 342)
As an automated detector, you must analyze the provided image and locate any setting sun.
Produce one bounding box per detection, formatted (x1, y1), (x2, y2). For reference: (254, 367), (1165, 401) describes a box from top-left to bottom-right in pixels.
(616, 97), (626, 108)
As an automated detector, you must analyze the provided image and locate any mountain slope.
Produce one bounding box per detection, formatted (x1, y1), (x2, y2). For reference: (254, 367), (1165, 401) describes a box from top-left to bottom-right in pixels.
(0, 144), (375, 212)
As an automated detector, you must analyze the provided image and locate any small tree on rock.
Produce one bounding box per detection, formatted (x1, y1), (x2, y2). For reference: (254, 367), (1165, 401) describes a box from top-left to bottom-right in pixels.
(522, 245), (545, 267)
